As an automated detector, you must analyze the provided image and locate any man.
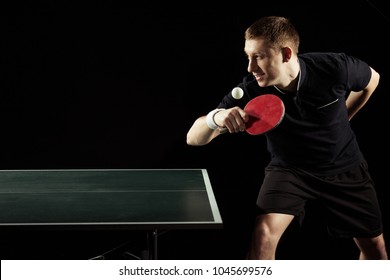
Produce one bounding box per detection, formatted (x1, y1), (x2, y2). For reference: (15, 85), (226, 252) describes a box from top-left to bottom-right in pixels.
(186, 16), (388, 259)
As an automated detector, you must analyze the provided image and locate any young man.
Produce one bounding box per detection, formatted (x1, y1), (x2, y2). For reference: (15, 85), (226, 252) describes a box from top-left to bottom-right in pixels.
(186, 16), (388, 259)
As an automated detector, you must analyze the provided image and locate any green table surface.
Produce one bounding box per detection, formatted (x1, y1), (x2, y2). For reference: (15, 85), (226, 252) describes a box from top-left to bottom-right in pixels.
(0, 169), (223, 230)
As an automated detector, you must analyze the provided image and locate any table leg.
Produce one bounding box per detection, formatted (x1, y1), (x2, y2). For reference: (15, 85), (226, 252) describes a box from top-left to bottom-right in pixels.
(144, 229), (158, 260)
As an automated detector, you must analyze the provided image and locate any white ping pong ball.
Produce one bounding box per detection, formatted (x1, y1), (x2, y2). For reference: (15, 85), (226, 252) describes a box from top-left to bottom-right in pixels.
(232, 87), (244, 99)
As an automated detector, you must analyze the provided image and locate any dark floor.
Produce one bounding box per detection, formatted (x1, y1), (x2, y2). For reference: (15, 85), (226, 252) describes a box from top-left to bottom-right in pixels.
(1, 208), (365, 260)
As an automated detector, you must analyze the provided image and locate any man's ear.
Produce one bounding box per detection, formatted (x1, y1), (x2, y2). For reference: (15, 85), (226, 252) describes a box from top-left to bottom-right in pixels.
(282, 47), (293, 62)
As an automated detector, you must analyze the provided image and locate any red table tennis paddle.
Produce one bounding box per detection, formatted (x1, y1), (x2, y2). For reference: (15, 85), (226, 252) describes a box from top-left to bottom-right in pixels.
(244, 94), (285, 135)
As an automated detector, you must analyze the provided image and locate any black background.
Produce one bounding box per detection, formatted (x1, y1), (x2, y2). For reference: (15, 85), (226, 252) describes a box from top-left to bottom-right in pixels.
(1, 1), (389, 259)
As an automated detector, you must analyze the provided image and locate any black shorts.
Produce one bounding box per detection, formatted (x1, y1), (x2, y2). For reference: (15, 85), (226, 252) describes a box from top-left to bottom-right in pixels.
(256, 161), (384, 238)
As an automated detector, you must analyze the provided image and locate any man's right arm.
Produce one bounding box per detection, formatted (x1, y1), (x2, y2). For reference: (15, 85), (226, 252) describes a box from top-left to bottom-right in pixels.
(186, 115), (222, 146)
(186, 107), (248, 146)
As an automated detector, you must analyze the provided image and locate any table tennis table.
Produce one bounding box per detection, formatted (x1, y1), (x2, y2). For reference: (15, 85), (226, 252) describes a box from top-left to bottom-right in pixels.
(0, 168), (223, 259)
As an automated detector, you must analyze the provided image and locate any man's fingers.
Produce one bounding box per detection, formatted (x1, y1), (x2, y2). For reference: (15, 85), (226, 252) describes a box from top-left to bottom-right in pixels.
(226, 108), (247, 132)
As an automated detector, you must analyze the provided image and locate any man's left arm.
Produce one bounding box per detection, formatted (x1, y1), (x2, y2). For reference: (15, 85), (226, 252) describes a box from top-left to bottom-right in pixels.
(346, 67), (380, 120)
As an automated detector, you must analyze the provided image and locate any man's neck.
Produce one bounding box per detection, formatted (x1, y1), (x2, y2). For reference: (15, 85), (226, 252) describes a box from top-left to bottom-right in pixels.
(275, 59), (301, 94)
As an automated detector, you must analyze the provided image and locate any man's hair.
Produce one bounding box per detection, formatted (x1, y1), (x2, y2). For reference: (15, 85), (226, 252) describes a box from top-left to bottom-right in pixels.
(245, 16), (300, 54)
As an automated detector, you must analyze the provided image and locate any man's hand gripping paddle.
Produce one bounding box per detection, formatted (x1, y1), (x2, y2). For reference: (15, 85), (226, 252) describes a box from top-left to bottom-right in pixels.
(244, 94), (285, 135)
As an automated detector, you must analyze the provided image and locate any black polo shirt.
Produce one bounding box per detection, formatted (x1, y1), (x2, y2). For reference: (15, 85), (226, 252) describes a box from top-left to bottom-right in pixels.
(217, 52), (372, 175)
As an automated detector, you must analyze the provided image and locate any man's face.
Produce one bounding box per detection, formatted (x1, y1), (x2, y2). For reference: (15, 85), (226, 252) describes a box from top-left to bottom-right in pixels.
(244, 37), (285, 88)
